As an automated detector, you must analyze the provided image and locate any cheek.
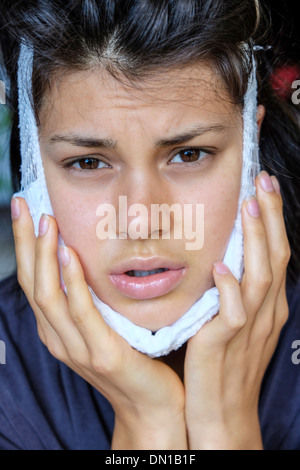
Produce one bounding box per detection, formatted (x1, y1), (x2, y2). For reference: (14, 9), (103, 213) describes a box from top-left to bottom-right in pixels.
(48, 187), (99, 252)
(199, 171), (241, 257)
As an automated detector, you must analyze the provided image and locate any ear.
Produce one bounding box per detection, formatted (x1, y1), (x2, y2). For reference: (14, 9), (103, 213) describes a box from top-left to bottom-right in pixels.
(256, 104), (265, 140)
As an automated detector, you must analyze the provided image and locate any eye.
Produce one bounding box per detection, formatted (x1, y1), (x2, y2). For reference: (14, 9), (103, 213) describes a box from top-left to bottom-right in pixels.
(65, 157), (110, 170)
(169, 148), (210, 165)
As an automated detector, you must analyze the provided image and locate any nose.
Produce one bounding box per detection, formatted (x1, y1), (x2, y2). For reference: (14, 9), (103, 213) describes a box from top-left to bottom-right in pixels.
(117, 169), (174, 241)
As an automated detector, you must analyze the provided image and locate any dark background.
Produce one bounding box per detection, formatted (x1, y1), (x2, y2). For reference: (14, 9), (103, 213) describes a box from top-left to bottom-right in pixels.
(266, 0), (300, 62)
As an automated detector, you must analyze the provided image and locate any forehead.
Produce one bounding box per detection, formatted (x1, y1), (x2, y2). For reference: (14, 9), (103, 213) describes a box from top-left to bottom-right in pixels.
(39, 64), (241, 135)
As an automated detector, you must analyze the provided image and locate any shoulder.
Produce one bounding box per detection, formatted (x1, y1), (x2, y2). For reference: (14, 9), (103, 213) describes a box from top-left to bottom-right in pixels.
(259, 277), (300, 450)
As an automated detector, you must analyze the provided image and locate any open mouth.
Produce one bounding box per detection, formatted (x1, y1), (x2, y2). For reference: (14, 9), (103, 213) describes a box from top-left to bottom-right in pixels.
(125, 268), (169, 277)
(109, 262), (186, 300)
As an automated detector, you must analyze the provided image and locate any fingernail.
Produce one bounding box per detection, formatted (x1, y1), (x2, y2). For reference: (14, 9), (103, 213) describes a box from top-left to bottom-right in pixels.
(59, 247), (71, 267)
(246, 196), (260, 218)
(271, 175), (281, 195)
(11, 197), (20, 221)
(259, 171), (274, 192)
(39, 214), (49, 237)
(214, 261), (230, 275)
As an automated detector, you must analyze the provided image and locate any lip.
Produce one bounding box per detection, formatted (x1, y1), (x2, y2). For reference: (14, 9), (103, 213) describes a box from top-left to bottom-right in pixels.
(109, 257), (187, 300)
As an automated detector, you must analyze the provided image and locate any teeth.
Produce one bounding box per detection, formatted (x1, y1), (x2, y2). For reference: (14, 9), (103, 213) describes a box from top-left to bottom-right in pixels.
(126, 268), (168, 277)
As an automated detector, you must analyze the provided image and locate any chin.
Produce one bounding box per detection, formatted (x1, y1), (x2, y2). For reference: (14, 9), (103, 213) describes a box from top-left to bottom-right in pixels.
(102, 294), (199, 331)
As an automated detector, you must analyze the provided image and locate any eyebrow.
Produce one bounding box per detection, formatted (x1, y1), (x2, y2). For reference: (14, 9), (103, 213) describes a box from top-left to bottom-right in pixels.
(48, 134), (117, 149)
(154, 124), (226, 147)
(47, 124), (226, 150)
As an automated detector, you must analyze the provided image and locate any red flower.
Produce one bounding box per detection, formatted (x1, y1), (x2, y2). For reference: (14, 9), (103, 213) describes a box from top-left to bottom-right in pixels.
(270, 64), (300, 100)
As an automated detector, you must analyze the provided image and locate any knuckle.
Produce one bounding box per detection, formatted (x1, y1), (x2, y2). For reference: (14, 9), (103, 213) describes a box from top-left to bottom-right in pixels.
(33, 284), (59, 312)
(277, 244), (291, 269)
(263, 319), (274, 339)
(267, 199), (282, 214)
(33, 289), (49, 311)
(71, 308), (85, 327)
(278, 308), (289, 329)
(252, 224), (267, 241)
(225, 310), (247, 332)
(45, 338), (65, 362)
(91, 357), (106, 375)
(256, 272), (273, 290)
(91, 352), (118, 377)
(12, 230), (24, 245)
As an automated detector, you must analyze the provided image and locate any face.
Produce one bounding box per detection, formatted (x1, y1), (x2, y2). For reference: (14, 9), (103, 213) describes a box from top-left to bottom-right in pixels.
(39, 64), (243, 331)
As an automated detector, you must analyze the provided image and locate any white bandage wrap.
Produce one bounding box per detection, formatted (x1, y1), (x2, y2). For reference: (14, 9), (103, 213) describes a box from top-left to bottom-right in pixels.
(15, 43), (260, 357)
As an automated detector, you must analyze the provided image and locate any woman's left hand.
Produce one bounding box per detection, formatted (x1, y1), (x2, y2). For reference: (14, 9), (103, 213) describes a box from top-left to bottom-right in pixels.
(184, 170), (291, 450)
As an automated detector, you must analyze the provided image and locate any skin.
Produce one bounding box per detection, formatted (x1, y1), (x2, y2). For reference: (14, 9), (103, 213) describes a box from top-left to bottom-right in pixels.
(11, 63), (291, 449)
(38, 66), (243, 331)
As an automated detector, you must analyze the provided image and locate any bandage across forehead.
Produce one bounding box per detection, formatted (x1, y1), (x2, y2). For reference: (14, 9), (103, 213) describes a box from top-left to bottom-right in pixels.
(15, 42), (260, 358)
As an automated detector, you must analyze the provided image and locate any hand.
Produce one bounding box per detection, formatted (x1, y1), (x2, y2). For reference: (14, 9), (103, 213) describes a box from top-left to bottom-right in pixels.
(11, 198), (187, 450)
(184, 171), (291, 450)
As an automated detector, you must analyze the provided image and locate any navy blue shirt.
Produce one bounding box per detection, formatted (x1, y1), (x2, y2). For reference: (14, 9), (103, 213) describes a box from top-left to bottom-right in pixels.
(0, 274), (114, 450)
(0, 273), (300, 449)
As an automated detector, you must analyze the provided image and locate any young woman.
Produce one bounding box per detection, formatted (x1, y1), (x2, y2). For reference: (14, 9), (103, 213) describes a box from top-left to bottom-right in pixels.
(0, 0), (299, 450)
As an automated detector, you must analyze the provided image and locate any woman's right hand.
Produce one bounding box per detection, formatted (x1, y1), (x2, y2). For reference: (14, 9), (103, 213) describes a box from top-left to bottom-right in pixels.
(11, 197), (187, 450)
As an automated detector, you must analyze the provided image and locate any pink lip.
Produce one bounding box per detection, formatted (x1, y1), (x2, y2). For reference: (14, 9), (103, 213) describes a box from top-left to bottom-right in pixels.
(109, 257), (186, 300)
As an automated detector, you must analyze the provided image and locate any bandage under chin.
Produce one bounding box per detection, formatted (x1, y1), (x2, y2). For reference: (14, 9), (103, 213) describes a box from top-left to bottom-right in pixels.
(15, 43), (260, 358)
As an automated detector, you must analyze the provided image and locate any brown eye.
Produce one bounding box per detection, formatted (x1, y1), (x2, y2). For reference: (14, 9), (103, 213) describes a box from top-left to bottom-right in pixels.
(178, 149), (200, 162)
(78, 158), (101, 170)
(64, 157), (110, 171)
(170, 148), (208, 164)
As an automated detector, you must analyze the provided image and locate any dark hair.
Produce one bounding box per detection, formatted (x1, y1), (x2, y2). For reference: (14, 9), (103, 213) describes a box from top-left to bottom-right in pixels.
(0, 0), (299, 286)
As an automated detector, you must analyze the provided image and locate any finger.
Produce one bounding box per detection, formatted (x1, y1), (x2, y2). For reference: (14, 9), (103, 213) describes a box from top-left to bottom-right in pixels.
(241, 172), (290, 349)
(33, 214), (68, 329)
(255, 172), (291, 291)
(250, 270), (289, 373)
(266, 269), (289, 343)
(240, 196), (273, 316)
(273, 270), (289, 331)
(34, 214), (63, 306)
(33, 216), (88, 359)
(212, 262), (247, 341)
(59, 246), (117, 360)
(192, 262), (246, 349)
(11, 197), (36, 296)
